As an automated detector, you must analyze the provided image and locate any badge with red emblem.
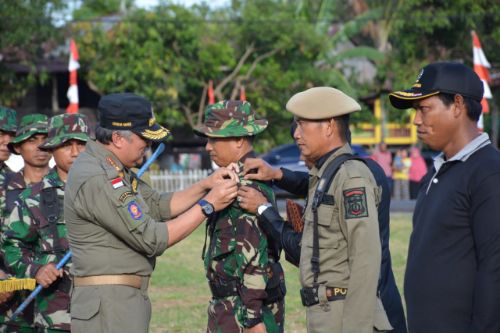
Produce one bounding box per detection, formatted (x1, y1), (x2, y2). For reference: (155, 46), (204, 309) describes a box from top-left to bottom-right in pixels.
(128, 201), (143, 220)
(343, 187), (369, 219)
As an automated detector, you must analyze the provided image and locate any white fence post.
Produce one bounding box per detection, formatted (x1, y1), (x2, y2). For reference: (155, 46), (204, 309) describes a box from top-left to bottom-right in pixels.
(150, 169), (211, 192)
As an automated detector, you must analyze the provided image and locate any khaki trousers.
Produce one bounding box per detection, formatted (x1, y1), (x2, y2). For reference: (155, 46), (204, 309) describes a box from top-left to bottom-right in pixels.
(306, 300), (387, 333)
(70, 283), (151, 333)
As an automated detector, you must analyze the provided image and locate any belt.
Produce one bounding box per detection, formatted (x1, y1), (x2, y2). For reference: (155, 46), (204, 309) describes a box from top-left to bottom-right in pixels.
(74, 275), (147, 289)
(300, 286), (347, 307)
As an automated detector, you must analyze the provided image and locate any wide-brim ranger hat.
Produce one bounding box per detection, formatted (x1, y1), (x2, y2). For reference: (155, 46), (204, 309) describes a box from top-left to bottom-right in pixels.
(8, 113), (48, 154)
(286, 87), (361, 119)
(0, 107), (18, 134)
(193, 100), (268, 138)
(98, 93), (170, 142)
(389, 62), (484, 109)
(39, 114), (90, 150)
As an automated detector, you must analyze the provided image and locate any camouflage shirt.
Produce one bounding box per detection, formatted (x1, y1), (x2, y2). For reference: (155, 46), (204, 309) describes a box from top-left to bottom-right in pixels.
(204, 153), (284, 332)
(0, 163), (13, 224)
(0, 169), (35, 331)
(2, 168), (70, 331)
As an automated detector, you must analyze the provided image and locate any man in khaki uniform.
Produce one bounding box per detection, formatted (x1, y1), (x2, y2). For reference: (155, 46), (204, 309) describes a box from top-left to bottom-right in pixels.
(65, 93), (238, 333)
(243, 87), (392, 333)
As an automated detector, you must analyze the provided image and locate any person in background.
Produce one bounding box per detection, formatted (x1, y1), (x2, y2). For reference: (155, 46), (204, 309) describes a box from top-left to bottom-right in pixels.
(392, 149), (410, 200)
(408, 147), (427, 199)
(0, 106), (18, 330)
(1, 113), (51, 333)
(370, 142), (393, 193)
(389, 61), (500, 333)
(2, 114), (90, 332)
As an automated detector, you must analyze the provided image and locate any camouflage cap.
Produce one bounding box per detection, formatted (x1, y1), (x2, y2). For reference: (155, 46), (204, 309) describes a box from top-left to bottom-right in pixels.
(193, 100), (268, 138)
(39, 114), (90, 150)
(0, 107), (17, 133)
(10, 113), (48, 145)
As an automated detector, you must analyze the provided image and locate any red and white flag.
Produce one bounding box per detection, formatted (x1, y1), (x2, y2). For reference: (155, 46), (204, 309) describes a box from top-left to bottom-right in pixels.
(472, 31), (492, 130)
(240, 85), (246, 101)
(208, 80), (215, 105)
(67, 39), (80, 114)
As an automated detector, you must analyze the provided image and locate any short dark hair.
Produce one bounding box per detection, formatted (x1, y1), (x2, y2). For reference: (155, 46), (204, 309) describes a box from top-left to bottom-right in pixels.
(437, 93), (482, 122)
(334, 114), (351, 144)
(95, 126), (133, 144)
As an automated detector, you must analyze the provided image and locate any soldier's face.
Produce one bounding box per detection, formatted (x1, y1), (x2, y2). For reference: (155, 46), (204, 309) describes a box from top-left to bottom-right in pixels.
(293, 118), (332, 163)
(205, 137), (240, 167)
(52, 139), (86, 176)
(15, 134), (52, 168)
(0, 130), (13, 162)
(413, 96), (457, 153)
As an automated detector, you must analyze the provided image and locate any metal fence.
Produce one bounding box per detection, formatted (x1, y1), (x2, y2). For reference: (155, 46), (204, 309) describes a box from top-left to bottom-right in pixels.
(150, 169), (212, 192)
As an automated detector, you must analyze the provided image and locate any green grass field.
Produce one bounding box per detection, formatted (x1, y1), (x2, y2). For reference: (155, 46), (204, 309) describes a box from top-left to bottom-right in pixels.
(149, 212), (412, 333)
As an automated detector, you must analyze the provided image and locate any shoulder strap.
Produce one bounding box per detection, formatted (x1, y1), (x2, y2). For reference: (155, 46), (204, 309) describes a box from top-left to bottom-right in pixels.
(40, 187), (64, 252)
(311, 153), (365, 285)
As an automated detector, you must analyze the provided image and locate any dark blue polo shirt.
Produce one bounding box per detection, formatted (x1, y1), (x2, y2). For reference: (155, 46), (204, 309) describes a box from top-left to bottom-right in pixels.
(405, 135), (500, 333)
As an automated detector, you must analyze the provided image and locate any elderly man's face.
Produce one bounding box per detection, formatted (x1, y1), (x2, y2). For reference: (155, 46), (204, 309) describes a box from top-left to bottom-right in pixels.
(116, 132), (151, 168)
(413, 95), (457, 152)
(0, 130), (13, 162)
(293, 118), (332, 163)
(205, 137), (240, 167)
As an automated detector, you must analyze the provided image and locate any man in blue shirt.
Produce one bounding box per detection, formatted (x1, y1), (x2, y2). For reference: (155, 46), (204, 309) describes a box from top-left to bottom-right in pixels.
(389, 62), (500, 333)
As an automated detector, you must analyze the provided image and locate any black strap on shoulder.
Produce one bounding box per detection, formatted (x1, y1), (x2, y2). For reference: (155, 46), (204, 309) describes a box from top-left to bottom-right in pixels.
(40, 187), (64, 252)
(311, 154), (366, 286)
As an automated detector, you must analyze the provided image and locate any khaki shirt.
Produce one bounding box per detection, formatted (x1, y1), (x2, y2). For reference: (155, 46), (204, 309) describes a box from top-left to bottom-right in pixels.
(300, 144), (383, 330)
(65, 140), (172, 277)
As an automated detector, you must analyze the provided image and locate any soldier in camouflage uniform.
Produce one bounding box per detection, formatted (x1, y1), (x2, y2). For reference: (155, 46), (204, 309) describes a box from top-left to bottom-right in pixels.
(2, 114), (90, 333)
(194, 100), (286, 333)
(1, 114), (51, 333)
(0, 107), (18, 329)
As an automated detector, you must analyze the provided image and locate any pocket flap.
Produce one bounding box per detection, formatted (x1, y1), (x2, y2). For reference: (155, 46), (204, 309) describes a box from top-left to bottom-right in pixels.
(71, 298), (101, 320)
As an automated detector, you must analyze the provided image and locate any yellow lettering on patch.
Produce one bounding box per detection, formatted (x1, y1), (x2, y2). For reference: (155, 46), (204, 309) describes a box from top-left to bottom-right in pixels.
(111, 122), (132, 127)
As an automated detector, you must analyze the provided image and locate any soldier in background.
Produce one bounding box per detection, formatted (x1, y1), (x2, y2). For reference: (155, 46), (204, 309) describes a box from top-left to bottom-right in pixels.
(2, 114), (90, 333)
(0, 107), (18, 330)
(1, 113), (50, 333)
(193, 100), (286, 333)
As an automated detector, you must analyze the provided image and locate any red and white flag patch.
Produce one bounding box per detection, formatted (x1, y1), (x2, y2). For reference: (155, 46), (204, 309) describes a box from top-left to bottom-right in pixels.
(111, 178), (124, 189)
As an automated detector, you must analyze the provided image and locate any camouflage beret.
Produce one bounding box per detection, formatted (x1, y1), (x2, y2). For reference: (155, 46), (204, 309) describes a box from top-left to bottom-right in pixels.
(0, 107), (17, 133)
(193, 100), (267, 138)
(39, 114), (90, 150)
(286, 87), (361, 119)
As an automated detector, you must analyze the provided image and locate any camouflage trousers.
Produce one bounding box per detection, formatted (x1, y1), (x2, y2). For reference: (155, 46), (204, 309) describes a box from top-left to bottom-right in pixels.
(33, 282), (70, 331)
(0, 291), (35, 333)
(207, 296), (284, 333)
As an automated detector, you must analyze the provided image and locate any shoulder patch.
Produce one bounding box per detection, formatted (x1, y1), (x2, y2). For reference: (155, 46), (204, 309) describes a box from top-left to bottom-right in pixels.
(127, 201), (143, 220)
(118, 191), (134, 204)
(343, 187), (369, 219)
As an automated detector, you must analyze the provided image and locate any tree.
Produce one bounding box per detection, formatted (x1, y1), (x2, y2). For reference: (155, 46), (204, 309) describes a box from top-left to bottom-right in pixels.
(0, 1), (66, 106)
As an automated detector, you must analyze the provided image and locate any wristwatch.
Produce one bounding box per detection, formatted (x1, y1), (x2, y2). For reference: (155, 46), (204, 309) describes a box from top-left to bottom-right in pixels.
(198, 199), (215, 218)
(257, 203), (273, 216)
